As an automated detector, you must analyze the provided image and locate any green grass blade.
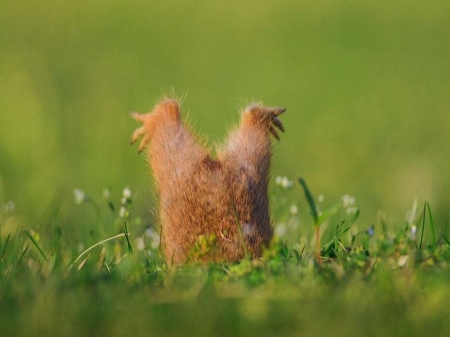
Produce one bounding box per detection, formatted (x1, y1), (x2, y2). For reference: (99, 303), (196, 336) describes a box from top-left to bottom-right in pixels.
(72, 233), (127, 265)
(441, 232), (450, 247)
(426, 201), (436, 249)
(379, 213), (388, 239)
(0, 234), (11, 263)
(24, 230), (48, 261)
(350, 208), (360, 224)
(419, 201), (426, 251)
(17, 244), (30, 265)
(123, 222), (133, 255)
(298, 178), (319, 225)
(318, 203), (341, 224)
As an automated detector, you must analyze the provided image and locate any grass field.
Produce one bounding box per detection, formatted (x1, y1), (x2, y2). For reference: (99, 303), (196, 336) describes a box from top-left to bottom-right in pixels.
(1, 184), (450, 336)
(1, 1), (450, 336)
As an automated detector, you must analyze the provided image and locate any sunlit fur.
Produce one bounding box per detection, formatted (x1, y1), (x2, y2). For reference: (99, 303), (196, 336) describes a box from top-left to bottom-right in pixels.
(131, 99), (285, 264)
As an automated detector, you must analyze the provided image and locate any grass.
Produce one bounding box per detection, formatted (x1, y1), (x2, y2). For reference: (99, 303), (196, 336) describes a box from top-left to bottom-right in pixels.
(1, 181), (450, 337)
(1, 1), (450, 335)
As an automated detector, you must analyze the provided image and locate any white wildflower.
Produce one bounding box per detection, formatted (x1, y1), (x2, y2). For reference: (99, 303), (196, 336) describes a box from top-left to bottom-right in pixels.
(121, 197), (127, 205)
(122, 187), (132, 199)
(342, 194), (355, 208)
(145, 227), (161, 250)
(145, 227), (157, 238)
(119, 206), (127, 218)
(135, 237), (145, 251)
(150, 239), (160, 250)
(318, 194), (324, 203)
(411, 225), (417, 236)
(346, 206), (358, 215)
(274, 223), (287, 237)
(74, 189), (86, 205)
(290, 205), (298, 215)
(280, 177), (294, 189)
(275, 176), (282, 185)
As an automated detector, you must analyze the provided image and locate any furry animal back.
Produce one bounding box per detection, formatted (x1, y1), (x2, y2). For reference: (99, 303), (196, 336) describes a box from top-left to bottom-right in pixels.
(131, 99), (285, 264)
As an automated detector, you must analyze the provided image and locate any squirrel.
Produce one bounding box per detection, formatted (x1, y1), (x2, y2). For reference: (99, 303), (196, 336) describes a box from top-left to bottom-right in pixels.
(131, 98), (285, 264)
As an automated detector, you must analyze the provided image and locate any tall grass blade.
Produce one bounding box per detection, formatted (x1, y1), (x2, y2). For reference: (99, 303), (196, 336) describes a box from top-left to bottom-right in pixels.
(24, 230), (48, 261)
(441, 232), (450, 247)
(426, 201), (436, 249)
(419, 201), (426, 251)
(317, 203), (341, 224)
(17, 244), (30, 265)
(298, 178), (319, 225)
(73, 233), (127, 265)
(123, 222), (133, 255)
(0, 234), (11, 263)
(379, 212), (388, 239)
(298, 178), (322, 263)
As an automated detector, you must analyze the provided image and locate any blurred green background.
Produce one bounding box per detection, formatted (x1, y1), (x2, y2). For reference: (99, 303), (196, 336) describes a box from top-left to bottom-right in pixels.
(1, 0), (449, 229)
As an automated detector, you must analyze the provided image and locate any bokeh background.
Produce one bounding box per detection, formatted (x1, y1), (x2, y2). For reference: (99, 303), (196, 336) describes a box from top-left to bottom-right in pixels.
(1, 0), (449, 231)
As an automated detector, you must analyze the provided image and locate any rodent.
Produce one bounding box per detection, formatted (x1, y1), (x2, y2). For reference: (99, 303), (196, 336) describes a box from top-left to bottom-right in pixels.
(131, 98), (285, 264)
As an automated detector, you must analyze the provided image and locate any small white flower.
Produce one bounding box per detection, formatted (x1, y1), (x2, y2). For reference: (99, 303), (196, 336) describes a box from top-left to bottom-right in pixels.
(119, 206), (127, 218)
(342, 195), (356, 208)
(102, 189), (111, 199)
(121, 197), (127, 205)
(275, 176), (294, 188)
(123, 187), (132, 199)
(411, 225), (417, 236)
(74, 189), (86, 205)
(350, 196), (355, 206)
(318, 194), (324, 203)
(151, 236), (160, 249)
(145, 227), (156, 238)
(346, 206), (358, 215)
(290, 205), (298, 215)
(275, 176), (282, 185)
(274, 223), (287, 237)
(145, 227), (160, 249)
(150, 239), (160, 250)
(281, 177), (294, 189)
(135, 237), (145, 251)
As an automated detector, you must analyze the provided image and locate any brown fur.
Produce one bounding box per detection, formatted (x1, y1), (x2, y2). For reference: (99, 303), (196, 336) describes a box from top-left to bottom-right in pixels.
(131, 99), (285, 264)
